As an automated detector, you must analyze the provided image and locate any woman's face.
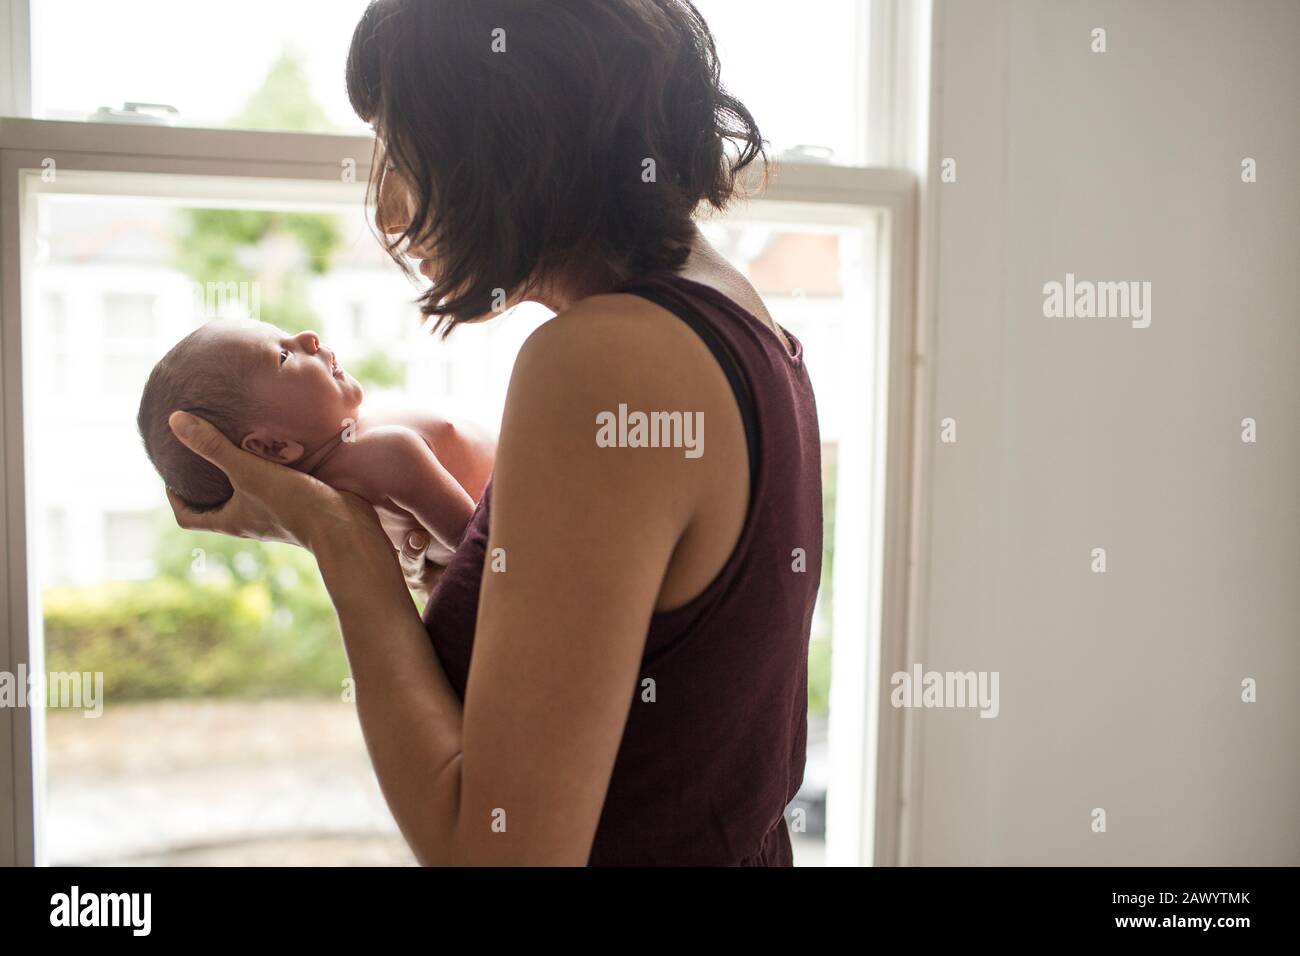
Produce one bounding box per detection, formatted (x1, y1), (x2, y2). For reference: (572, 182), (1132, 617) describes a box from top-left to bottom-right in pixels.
(372, 149), (516, 318)
(374, 153), (440, 281)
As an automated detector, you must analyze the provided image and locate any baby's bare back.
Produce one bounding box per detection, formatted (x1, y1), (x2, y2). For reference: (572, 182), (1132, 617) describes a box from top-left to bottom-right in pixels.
(311, 408), (497, 562)
(364, 407), (496, 501)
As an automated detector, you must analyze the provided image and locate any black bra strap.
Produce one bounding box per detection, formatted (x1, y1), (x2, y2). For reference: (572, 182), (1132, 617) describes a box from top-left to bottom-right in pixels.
(621, 285), (760, 494)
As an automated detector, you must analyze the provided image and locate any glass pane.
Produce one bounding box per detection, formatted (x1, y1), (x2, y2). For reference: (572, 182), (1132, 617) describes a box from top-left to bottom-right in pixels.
(693, 0), (864, 164)
(33, 0), (864, 160)
(33, 0), (372, 132)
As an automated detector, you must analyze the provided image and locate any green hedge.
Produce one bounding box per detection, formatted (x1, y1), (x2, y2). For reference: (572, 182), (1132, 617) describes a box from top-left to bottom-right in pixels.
(43, 577), (349, 702)
(43, 524), (349, 703)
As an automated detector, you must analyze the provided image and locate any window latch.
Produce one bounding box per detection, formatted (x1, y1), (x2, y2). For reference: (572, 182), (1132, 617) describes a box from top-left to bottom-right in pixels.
(87, 102), (180, 125)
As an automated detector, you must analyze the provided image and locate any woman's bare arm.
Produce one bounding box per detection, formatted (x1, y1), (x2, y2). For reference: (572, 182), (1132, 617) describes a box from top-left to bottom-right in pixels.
(310, 519), (468, 860)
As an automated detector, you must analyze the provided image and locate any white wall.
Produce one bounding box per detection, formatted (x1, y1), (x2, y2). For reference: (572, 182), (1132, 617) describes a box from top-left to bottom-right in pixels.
(911, 0), (1299, 864)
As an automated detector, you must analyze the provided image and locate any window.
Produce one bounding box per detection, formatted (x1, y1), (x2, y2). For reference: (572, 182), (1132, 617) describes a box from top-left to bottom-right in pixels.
(2, 1), (924, 867)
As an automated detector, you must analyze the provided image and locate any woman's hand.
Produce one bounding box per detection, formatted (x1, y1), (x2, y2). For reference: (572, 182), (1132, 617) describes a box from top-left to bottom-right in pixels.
(164, 410), (383, 554)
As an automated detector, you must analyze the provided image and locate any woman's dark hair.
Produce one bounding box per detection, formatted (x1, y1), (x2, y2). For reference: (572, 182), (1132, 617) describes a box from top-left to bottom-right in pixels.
(346, 0), (766, 334)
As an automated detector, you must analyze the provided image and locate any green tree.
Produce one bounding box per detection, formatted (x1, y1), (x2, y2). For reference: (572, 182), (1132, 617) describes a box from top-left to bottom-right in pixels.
(174, 51), (344, 334)
(231, 51), (339, 134)
(349, 350), (408, 389)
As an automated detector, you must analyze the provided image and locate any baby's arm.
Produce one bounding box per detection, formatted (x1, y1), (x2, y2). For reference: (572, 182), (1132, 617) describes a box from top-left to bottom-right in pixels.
(358, 426), (476, 557)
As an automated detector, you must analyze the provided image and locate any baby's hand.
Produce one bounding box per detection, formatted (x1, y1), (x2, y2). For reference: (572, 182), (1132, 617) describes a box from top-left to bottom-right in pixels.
(372, 500), (448, 603)
(397, 531), (446, 606)
(421, 536), (457, 565)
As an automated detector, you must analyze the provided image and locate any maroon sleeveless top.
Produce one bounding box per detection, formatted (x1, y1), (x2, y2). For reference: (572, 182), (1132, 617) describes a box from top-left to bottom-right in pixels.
(422, 272), (823, 866)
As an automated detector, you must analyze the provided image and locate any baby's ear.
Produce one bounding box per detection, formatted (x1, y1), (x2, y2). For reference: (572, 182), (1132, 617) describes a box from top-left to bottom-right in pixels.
(240, 429), (305, 464)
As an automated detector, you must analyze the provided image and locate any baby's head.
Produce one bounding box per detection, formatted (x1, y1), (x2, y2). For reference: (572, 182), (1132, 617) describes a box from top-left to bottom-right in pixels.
(138, 319), (364, 511)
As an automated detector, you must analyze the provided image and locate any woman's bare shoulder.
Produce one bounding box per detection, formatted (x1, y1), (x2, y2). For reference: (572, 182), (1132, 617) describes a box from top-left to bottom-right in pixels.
(503, 285), (746, 490)
(517, 290), (710, 382)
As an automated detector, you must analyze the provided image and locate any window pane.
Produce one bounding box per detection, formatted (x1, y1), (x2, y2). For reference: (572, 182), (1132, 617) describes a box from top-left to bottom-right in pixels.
(693, 0), (864, 164)
(33, 0), (372, 132)
(33, 0), (864, 160)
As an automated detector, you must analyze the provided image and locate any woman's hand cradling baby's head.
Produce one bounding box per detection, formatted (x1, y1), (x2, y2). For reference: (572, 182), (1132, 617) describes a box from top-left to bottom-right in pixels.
(165, 409), (387, 557)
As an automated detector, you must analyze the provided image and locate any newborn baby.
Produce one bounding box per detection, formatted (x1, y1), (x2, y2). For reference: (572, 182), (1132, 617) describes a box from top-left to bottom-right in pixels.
(137, 319), (495, 564)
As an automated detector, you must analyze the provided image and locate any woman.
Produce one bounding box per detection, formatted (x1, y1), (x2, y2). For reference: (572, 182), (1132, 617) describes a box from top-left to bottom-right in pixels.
(166, 0), (822, 865)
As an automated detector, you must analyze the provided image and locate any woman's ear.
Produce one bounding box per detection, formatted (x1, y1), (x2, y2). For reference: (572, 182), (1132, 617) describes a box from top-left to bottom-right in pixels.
(240, 428), (305, 464)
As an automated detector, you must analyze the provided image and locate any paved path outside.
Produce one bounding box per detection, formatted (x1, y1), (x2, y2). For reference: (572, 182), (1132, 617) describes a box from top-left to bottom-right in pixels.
(46, 698), (824, 866)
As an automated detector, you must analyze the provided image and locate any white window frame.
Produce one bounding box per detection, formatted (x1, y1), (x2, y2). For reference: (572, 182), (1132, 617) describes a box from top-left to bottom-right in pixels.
(0, 0), (930, 868)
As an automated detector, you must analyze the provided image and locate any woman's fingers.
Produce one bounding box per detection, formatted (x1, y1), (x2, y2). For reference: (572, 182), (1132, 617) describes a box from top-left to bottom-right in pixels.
(165, 488), (195, 529)
(168, 411), (247, 483)
(165, 488), (220, 532)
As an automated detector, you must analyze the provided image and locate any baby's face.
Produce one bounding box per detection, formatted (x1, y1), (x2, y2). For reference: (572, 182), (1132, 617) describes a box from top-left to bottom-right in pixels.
(205, 319), (364, 449)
